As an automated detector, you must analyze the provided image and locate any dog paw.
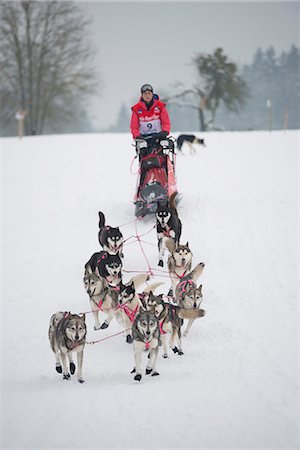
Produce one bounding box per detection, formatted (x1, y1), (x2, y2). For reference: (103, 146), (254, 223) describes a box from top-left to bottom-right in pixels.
(63, 373), (71, 380)
(55, 364), (62, 373)
(178, 350), (184, 356)
(78, 378), (85, 384)
(145, 367), (152, 375)
(163, 353), (168, 359)
(130, 367), (136, 374)
(167, 289), (173, 297)
(151, 371), (159, 377)
(172, 346), (179, 354)
(126, 335), (133, 344)
(69, 362), (76, 375)
(94, 324), (102, 331)
(134, 373), (142, 382)
(158, 260), (164, 267)
(100, 321), (109, 329)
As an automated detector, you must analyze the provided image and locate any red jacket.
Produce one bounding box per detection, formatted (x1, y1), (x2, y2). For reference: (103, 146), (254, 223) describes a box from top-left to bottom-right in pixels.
(130, 95), (171, 139)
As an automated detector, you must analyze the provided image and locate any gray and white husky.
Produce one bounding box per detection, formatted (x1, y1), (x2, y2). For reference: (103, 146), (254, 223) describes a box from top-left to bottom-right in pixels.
(83, 272), (114, 330)
(166, 239), (193, 296)
(83, 272), (151, 335)
(131, 311), (160, 382)
(175, 262), (205, 337)
(147, 292), (204, 357)
(117, 279), (164, 344)
(48, 312), (87, 383)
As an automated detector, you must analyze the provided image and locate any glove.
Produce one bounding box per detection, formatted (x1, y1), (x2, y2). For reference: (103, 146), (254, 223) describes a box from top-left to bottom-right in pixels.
(159, 131), (168, 139)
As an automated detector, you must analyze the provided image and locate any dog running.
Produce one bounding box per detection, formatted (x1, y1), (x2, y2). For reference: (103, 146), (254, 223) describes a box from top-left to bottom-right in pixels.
(155, 192), (182, 267)
(175, 262), (205, 337)
(48, 311), (87, 383)
(176, 134), (205, 155)
(131, 310), (161, 382)
(165, 238), (193, 296)
(98, 211), (124, 256)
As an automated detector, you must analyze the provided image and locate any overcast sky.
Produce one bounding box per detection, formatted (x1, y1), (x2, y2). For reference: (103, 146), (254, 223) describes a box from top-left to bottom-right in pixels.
(81, 1), (299, 130)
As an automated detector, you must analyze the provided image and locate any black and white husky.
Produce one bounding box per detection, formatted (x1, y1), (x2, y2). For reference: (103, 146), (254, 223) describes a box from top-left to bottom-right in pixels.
(176, 134), (205, 154)
(131, 311), (160, 382)
(155, 192), (182, 267)
(48, 312), (87, 383)
(175, 262), (205, 337)
(85, 251), (122, 287)
(147, 292), (205, 357)
(98, 211), (124, 256)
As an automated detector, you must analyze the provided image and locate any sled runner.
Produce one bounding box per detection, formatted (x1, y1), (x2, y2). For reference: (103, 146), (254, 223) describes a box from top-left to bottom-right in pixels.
(133, 134), (177, 217)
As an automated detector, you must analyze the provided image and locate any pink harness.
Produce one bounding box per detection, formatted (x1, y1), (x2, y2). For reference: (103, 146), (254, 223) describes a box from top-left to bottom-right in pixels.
(177, 278), (194, 300)
(97, 299), (103, 310)
(159, 320), (167, 335)
(118, 303), (139, 323)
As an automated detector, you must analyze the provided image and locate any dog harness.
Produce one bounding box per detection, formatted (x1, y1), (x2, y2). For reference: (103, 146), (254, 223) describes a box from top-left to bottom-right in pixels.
(176, 278), (194, 301)
(118, 303), (139, 323)
(159, 320), (167, 335)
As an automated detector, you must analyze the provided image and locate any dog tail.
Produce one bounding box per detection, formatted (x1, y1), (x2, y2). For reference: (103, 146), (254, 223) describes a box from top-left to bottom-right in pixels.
(165, 238), (176, 253)
(169, 192), (178, 214)
(98, 211), (105, 230)
(144, 281), (164, 294)
(190, 262), (205, 282)
(178, 308), (205, 320)
(130, 273), (150, 290)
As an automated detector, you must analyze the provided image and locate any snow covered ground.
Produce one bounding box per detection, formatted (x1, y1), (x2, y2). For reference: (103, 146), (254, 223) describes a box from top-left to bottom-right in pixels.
(1, 130), (299, 449)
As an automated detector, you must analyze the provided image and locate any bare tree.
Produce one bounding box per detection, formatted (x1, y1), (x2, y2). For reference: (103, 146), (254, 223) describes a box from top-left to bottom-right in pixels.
(0, 1), (100, 135)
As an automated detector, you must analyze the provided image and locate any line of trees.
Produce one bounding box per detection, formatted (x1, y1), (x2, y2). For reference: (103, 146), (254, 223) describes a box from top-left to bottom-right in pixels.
(0, 1), (100, 136)
(0, 1), (298, 136)
(167, 45), (299, 132)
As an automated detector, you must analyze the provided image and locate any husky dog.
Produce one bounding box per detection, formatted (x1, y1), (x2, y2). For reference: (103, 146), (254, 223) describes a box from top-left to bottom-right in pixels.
(147, 292), (204, 357)
(166, 239), (193, 296)
(85, 251), (122, 287)
(84, 272), (150, 333)
(131, 311), (160, 382)
(98, 211), (124, 256)
(176, 134), (205, 155)
(83, 272), (113, 330)
(155, 192), (182, 267)
(48, 312), (87, 383)
(117, 279), (163, 344)
(175, 262), (205, 337)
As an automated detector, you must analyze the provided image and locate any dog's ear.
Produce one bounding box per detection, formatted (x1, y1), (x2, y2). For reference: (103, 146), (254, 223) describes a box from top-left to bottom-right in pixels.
(81, 313), (86, 322)
(95, 266), (101, 277)
(186, 242), (189, 248)
(197, 284), (202, 293)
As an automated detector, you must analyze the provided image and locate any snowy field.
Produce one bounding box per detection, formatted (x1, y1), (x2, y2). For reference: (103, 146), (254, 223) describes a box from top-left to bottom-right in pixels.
(1, 130), (299, 449)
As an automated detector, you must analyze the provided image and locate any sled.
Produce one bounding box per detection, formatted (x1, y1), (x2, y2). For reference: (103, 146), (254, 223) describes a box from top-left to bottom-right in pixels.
(133, 135), (177, 217)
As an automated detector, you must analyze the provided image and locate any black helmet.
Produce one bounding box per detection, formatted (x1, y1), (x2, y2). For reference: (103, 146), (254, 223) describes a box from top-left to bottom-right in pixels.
(141, 84), (153, 93)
